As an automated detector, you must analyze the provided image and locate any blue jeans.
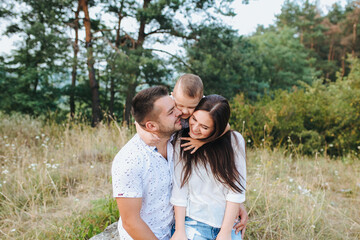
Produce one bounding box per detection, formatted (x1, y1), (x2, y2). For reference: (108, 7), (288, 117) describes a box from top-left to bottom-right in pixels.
(172, 217), (242, 240)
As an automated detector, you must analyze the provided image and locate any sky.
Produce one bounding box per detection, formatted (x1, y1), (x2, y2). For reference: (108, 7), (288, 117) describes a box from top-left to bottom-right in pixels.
(0, 0), (349, 56)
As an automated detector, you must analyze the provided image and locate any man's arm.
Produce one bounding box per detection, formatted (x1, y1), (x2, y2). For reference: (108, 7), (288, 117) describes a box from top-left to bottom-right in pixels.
(234, 203), (248, 238)
(116, 197), (158, 240)
(216, 201), (240, 240)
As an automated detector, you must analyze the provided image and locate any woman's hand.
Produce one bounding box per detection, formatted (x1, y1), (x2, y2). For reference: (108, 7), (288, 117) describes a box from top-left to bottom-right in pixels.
(180, 137), (205, 154)
(170, 230), (188, 240)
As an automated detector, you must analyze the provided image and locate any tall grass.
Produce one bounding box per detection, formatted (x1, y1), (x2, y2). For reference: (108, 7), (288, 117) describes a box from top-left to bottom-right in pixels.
(0, 113), (129, 239)
(0, 113), (359, 239)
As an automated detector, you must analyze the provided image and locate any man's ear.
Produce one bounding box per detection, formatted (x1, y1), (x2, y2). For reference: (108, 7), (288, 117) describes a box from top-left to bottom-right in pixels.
(144, 121), (158, 132)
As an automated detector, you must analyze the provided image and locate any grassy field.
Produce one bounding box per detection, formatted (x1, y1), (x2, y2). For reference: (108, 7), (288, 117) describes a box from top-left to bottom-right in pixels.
(0, 113), (359, 239)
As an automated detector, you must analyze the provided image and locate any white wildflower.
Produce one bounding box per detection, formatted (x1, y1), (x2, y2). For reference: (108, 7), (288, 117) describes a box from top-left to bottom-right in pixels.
(90, 165), (94, 169)
(289, 178), (294, 183)
(41, 134), (45, 137)
(35, 136), (40, 139)
(5, 144), (10, 147)
(11, 229), (16, 232)
(247, 139), (251, 143)
(4, 136), (8, 139)
(2, 169), (9, 174)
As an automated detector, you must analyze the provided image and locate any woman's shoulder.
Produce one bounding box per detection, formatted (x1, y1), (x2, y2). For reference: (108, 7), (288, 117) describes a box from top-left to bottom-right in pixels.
(230, 131), (245, 145)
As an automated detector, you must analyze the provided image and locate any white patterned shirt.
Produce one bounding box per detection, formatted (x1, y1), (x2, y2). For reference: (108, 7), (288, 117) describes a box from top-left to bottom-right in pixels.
(112, 134), (175, 240)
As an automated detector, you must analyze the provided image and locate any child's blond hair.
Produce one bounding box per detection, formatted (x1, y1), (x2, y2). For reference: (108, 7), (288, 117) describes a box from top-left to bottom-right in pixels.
(174, 74), (203, 99)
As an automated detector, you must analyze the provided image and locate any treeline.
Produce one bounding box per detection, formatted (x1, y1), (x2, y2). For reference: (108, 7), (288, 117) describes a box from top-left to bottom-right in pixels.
(230, 57), (360, 157)
(0, 1), (360, 155)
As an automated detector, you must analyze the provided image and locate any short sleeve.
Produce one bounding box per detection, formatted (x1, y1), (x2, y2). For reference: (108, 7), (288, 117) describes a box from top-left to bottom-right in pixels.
(170, 140), (188, 207)
(112, 151), (144, 198)
(226, 132), (246, 203)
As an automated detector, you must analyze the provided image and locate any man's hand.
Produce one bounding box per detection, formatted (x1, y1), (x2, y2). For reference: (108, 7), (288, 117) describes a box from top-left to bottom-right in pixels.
(233, 203), (248, 239)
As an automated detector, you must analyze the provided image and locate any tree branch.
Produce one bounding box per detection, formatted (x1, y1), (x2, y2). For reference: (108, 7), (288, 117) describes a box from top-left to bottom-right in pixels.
(146, 48), (197, 74)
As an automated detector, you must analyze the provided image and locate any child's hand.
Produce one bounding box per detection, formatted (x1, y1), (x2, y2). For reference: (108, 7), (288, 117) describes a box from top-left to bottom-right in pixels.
(180, 137), (205, 154)
(135, 121), (160, 146)
(170, 230), (188, 240)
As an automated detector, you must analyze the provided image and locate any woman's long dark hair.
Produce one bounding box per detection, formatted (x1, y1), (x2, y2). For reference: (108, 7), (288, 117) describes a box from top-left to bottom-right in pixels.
(179, 95), (245, 193)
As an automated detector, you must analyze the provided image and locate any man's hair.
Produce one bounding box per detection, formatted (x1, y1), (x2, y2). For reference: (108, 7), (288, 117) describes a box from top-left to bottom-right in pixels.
(131, 86), (168, 125)
(174, 74), (203, 99)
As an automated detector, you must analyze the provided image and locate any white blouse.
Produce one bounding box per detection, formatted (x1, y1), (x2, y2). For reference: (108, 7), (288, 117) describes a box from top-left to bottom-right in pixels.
(170, 131), (246, 228)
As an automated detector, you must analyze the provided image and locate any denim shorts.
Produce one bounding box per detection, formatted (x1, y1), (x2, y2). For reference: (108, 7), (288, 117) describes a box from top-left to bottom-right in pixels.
(172, 216), (242, 240)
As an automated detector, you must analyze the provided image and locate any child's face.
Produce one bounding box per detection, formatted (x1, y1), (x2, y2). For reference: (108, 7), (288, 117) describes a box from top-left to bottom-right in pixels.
(172, 89), (201, 119)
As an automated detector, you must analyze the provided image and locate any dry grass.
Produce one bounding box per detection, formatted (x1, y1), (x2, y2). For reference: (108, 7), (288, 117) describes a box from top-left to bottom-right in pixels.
(0, 113), (359, 239)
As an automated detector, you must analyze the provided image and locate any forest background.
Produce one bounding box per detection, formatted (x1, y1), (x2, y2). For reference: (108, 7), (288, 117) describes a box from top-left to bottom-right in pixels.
(0, 0), (359, 239)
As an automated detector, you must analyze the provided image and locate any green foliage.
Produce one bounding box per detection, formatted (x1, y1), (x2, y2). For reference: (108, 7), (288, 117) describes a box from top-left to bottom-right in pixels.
(230, 56), (360, 157)
(179, 23), (268, 100)
(251, 27), (317, 90)
(69, 197), (119, 240)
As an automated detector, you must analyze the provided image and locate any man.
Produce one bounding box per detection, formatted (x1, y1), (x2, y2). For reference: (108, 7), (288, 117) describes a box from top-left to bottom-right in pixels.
(112, 86), (248, 240)
(112, 86), (182, 239)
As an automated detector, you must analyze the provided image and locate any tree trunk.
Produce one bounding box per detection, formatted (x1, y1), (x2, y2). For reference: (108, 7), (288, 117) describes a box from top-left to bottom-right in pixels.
(353, 22), (357, 58)
(70, 4), (80, 119)
(341, 52), (346, 78)
(124, 83), (136, 125)
(136, 0), (150, 48)
(79, 0), (102, 127)
(109, 75), (115, 119)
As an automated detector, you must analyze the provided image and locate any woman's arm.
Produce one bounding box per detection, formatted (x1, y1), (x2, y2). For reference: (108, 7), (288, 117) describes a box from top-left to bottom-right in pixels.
(216, 201), (240, 240)
(170, 206), (188, 240)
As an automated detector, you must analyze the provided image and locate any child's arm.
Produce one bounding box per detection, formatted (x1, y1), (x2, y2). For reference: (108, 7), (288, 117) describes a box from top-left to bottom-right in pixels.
(135, 121), (160, 146)
(216, 201), (240, 240)
(181, 123), (231, 154)
(170, 206), (188, 240)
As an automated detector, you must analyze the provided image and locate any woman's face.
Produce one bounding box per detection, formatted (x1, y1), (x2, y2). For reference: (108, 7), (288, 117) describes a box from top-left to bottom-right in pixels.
(189, 110), (214, 139)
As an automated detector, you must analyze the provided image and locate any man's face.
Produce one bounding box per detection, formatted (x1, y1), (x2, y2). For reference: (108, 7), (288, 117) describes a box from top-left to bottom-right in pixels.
(172, 89), (201, 120)
(153, 96), (182, 136)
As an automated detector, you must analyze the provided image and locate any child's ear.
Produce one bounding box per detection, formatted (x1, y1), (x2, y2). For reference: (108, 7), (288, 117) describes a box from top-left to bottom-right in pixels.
(171, 91), (173, 96)
(144, 121), (158, 132)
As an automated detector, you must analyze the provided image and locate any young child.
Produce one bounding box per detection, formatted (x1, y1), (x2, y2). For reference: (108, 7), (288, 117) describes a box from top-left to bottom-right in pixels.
(136, 74), (205, 152)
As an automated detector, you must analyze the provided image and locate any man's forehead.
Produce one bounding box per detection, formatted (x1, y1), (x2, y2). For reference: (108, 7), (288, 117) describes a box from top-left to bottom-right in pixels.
(154, 96), (175, 112)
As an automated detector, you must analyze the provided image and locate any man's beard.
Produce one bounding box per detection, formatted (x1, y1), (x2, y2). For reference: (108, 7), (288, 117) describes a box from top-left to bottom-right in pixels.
(157, 119), (181, 137)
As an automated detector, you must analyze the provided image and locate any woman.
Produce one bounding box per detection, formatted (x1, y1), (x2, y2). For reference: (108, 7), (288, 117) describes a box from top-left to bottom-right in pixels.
(170, 95), (246, 240)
